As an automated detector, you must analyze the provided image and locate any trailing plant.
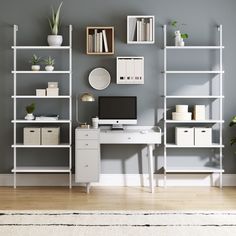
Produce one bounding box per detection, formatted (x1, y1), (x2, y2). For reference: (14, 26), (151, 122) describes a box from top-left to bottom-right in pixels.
(29, 54), (41, 65)
(44, 56), (55, 66)
(170, 20), (189, 39)
(26, 103), (35, 114)
(48, 2), (63, 35)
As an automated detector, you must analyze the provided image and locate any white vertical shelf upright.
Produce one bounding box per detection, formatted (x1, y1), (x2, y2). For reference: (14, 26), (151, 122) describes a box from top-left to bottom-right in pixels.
(162, 24), (224, 187)
(12, 25), (73, 188)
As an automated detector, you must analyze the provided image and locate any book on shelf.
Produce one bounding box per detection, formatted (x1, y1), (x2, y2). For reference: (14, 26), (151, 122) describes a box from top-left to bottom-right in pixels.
(135, 18), (153, 42)
(89, 29), (109, 53)
(102, 30), (108, 52)
(94, 29), (97, 52)
(35, 115), (59, 121)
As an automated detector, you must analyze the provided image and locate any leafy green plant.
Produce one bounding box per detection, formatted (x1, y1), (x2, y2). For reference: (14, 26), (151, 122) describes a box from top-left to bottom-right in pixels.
(26, 103), (35, 114)
(29, 54), (41, 65)
(170, 20), (189, 39)
(44, 56), (55, 66)
(229, 116), (236, 146)
(48, 2), (63, 35)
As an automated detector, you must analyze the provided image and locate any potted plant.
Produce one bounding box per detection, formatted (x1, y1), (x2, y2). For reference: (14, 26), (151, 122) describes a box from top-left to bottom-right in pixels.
(47, 2), (63, 46)
(25, 103), (35, 120)
(44, 56), (55, 71)
(170, 20), (189, 46)
(29, 54), (42, 71)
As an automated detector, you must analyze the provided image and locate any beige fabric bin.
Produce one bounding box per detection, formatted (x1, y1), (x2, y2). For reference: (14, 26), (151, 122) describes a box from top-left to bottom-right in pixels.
(41, 127), (60, 145)
(24, 127), (41, 145)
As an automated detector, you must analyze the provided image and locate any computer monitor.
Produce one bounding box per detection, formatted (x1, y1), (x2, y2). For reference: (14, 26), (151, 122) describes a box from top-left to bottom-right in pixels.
(98, 96), (137, 130)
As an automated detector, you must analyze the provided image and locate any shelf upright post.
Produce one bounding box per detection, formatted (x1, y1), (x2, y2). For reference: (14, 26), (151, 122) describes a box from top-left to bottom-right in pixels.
(69, 25), (73, 188)
(13, 25), (18, 188)
(163, 25), (167, 187)
(219, 24), (223, 188)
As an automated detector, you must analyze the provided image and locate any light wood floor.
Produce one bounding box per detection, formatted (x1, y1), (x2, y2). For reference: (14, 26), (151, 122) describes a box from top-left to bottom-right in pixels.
(0, 186), (235, 211)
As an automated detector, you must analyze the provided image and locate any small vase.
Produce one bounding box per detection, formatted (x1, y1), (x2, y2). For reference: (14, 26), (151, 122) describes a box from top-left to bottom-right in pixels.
(45, 65), (54, 71)
(25, 113), (34, 120)
(175, 30), (182, 46)
(47, 35), (63, 46)
(31, 65), (40, 71)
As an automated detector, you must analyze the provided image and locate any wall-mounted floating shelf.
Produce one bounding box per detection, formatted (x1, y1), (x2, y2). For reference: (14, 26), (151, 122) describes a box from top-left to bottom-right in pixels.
(127, 15), (155, 44)
(86, 26), (114, 55)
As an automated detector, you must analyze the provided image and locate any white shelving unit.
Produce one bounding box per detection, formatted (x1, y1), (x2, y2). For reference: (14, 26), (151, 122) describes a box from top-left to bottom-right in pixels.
(163, 25), (224, 187)
(12, 24), (73, 188)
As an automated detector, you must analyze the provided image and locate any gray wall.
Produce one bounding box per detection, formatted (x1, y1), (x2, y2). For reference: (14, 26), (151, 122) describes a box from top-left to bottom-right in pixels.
(0, 0), (236, 174)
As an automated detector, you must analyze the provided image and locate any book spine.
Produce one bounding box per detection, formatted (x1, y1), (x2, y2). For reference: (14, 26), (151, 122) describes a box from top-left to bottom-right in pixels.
(141, 18), (145, 41)
(102, 30), (108, 52)
(146, 23), (150, 42)
(99, 32), (103, 53)
(94, 29), (97, 52)
(150, 18), (153, 42)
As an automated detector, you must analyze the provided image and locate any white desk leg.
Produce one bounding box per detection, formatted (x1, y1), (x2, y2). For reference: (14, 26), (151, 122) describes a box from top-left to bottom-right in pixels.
(147, 144), (154, 193)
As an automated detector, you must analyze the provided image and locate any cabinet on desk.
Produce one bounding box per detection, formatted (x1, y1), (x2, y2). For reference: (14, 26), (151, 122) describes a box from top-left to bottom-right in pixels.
(75, 129), (100, 183)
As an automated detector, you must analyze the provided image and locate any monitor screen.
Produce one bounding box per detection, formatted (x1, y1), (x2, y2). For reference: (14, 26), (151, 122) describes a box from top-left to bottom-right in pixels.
(98, 96), (137, 120)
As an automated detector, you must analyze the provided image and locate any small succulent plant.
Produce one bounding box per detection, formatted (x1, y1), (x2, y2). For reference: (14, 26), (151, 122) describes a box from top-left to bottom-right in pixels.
(29, 54), (41, 65)
(26, 103), (35, 114)
(48, 2), (63, 35)
(44, 56), (55, 66)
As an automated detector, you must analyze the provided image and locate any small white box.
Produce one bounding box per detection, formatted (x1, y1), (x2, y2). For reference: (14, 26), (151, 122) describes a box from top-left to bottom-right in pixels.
(46, 88), (59, 96)
(176, 105), (188, 113)
(194, 127), (212, 146)
(175, 127), (194, 146)
(194, 105), (206, 120)
(36, 89), (46, 96)
(41, 127), (60, 145)
(172, 112), (192, 121)
(48, 82), (58, 88)
(24, 127), (41, 145)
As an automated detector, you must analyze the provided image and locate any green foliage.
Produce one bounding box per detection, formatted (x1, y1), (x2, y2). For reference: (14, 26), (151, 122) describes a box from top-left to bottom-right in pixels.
(229, 116), (236, 152)
(29, 54), (41, 65)
(170, 20), (189, 39)
(181, 33), (189, 39)
(44, 56), (55, 66)
(26, 103), (35, 114)
(48, 2), (63, 35)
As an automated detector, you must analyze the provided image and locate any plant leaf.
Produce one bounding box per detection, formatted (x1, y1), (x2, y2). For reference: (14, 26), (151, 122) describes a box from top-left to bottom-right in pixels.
(171, 20), (177, 27)
(181, 33), (188, 39)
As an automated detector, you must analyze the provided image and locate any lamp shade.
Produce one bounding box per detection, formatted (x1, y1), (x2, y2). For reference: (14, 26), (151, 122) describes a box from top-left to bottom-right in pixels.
(80, 93), (95, 102)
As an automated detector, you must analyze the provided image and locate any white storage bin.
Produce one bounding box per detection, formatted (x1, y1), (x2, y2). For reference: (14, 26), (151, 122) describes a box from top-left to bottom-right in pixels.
(172, 112), (192, 121)
(36, 89), (46, 96)
(176, 105), (188, 113)
(48, 82), (58, 88)
(46, 88), (59, 96)
(175, 127), (194, 146)
(24, 127), (41, 145)
(194, 127), (212, 146)
(41, 127), (60, 145)
(194, 105), (205, 120)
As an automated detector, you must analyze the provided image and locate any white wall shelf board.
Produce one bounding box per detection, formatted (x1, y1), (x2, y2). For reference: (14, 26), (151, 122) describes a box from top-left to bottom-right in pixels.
(166, 120), (224, 124)
(11, 167), (71, 173)
(164, 71), (224, 74)
(12, 143), (70, 148)
(11, 120), (71, 123)
(166, 143), (224, 148)
(12, 46), (70, 50)
(165, 46), (224, 49)
(165, 95), (224, 99)
(165, 167), (224, 173)
(12, 71), (70, 74)
(12, 96), (70, 99)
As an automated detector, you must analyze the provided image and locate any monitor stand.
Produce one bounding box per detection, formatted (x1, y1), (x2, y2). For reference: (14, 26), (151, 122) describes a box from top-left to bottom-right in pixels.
(111, 124), (124, 130)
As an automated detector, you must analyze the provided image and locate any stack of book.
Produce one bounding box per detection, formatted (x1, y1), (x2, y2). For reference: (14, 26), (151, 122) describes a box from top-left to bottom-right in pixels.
(88, 29), (109, 53)
(35, 115), (59, 121)
(135, 18), (153, 42)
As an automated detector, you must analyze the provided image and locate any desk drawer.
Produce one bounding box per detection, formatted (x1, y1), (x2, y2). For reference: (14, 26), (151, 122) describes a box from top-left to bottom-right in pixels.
(100, 131), (161, 144)
(76, 130), (99, 140)
(77, 140), (99, 149)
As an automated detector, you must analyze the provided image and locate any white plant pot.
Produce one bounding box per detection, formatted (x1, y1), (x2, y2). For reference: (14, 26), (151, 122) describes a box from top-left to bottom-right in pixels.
(31, 65), (40, 71)
(25, 113), (35, 120)
(45, 65), (54, 71)
(47, 35), (63, 46)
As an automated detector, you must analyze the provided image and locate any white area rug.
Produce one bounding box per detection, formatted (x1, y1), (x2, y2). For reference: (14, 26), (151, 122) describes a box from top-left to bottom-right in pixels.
(0, 211), (236, 236)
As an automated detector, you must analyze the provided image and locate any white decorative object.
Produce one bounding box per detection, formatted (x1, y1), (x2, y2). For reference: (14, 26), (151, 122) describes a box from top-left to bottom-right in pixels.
(88, 68), (111, 90)
(45, 65), (54, 71)
(31, 65), (40, 71)
(36, 89), (46, 96)
(194, 105), (206, 120)
(47, 35), (63, 47)
(92, 117), (99, 129)
(117, 57), (144, 84)
(194, 128), (212, 146)
(24, 113), (34, 120)
(180, 38), (185, 46)
(172, 112), (192, 121)
(41, 127), (60, 145)
(48, 82), (58, 88)
(46, 88), (59, 96)
(23, 127), (41, 145)
(175, 127), (194, 146)
(176, 105), (188, 113)
(175, 31), (182, 46)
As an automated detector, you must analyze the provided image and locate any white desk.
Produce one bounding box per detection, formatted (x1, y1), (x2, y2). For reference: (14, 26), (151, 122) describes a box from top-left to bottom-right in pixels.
(75, 126), (161, 193)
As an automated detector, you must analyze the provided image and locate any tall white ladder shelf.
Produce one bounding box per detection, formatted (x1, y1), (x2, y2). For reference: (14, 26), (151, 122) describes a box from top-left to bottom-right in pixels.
(163, 25), (224, 187)
(12, 25), (73, 188)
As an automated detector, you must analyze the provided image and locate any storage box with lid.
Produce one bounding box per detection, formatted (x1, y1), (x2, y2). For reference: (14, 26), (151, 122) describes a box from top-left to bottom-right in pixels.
(194, 127), (212, 146)
(175, 127), (194, 146)
(194, 105), (205, 120)
(41, 127), (60, 145)
(23, 127), (41, 145)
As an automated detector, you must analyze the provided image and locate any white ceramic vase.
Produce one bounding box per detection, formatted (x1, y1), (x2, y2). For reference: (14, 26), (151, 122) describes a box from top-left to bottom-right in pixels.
(31, 65), (40, 71)
(47, 35), (63, 46)
(25, 113), (35, 120)
(175, 30), (182, 46)
(45, 65), (54, 71)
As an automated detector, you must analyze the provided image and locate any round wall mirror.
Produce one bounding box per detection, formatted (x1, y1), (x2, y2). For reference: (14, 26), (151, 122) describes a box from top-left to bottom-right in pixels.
(88, 68), (111, 90)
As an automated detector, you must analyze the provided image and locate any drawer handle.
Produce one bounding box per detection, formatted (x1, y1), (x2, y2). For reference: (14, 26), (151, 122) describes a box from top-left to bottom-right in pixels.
(85, 165), (88, 167)
(85, 144), (89, 146)
(128, 137), (131, 140)
(85, 134), (89, 136)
